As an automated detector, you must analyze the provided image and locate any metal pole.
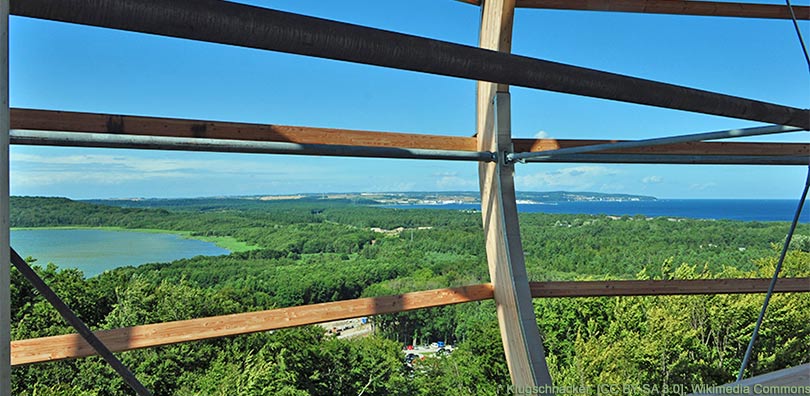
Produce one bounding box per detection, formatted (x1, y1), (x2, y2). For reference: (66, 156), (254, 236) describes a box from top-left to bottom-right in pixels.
(508, 125), (804, 162)
(10, 130), (497, 162)
(0, 0), (9, 393)
(524, 154), (810, 165)
(9, 0), (810, 128)
(737, 167), (810, 380)
(512, 0), (810, 20)
(785, 0), (810, 71)
(9, 249), (153, 396)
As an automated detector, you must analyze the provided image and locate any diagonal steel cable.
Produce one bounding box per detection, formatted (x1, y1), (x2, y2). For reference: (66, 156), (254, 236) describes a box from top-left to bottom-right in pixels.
(736, 163), (810, 381)
(10, 248), (153, 396)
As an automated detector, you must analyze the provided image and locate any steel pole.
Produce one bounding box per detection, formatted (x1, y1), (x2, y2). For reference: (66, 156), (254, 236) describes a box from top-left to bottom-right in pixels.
(0, 0), (9, 393)
(509, 125), (804, 162)
(10, 130), (496, 162)
(9, 0), (810, 128)
(513, 0), (810, 20)
(10, 250), (153, 396)
(737, 165), (810, 380)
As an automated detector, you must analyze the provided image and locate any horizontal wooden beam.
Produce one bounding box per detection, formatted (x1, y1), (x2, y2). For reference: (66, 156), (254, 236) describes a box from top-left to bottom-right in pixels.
(523, 154), (809, 165)
(11, 109), (810, 160)
(515, 0), (810, 20)
(11, 284), (494, 366)
(10, 1), (809, 128)
(530, 278), (810, 297)
(513, 138), (810, 157)
(12, 278), (809, 366)
(10, 108), (477, 152)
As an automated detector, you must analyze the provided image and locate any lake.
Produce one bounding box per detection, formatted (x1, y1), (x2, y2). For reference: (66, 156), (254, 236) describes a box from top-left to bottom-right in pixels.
(387, 199), (810, 223)
(10, 229), (230, 277)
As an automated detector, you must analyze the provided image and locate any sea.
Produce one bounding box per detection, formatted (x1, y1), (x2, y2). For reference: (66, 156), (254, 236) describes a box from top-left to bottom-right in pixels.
(10, 199), (807, 277)
(386, 199), (810, 223)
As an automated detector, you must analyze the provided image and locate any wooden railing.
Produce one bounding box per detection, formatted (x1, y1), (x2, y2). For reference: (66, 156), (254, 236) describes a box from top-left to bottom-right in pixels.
(11, 109), (809, 159)
(11, 278), (809, 366)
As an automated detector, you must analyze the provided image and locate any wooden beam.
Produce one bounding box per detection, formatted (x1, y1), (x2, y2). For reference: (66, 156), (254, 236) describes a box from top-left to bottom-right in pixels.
(10, 108), (477, 152)
(11, 109), (808, 161)
(515, 0), (810, 20)
(477, 0), (554, 386)
(12, 278), (809, 366)
(530, 278), (810, 297)
(10, 284), (494, 366)
(513, 138), (810, 157)
(10, 1), (810, 128)
(522, 154), (810, 165)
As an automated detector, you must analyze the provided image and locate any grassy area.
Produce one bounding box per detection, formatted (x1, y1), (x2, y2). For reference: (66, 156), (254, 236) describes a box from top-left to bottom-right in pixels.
(189, 235), (260, 252)
(10, 226), (260, 253)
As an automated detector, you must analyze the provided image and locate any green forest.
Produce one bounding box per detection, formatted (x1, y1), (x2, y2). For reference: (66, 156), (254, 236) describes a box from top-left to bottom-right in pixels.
(8, 196), (810, 395)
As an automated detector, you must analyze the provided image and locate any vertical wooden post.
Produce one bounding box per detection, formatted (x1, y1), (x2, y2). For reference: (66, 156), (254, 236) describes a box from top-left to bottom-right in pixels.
(0, 0), (10, 394)
(477, 0), (554, 387)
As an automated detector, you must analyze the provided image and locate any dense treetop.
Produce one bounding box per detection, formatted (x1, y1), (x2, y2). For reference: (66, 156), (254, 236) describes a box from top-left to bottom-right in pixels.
(8, 196), (809, 395)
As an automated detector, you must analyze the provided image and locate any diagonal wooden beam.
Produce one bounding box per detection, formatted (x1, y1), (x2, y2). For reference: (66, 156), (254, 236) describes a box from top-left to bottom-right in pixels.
(476, 0), (554, 386)
(10, 0), (809, 128)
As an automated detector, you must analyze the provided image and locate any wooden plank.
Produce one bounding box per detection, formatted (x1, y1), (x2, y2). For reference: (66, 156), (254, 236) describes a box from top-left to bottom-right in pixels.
(11, 109), (809, 159)
(10, 108), (477, 152)
(477, 0), (554, 386)
(10, 284), (494, 366)
(515, 0), (810, 20)
(11, 279), (809, 366)
(529, 278), (810, 297)
(10, 1), (810, 128)
(521, 154), (810, 165)
(513, 138), (810, 157)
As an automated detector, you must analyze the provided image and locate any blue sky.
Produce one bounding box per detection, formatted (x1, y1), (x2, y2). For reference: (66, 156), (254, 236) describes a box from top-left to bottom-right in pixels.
(8, 0), (810, 199)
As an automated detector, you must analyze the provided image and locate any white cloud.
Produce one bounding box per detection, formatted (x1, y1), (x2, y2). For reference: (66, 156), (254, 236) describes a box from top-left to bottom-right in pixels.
(431, 171), (477, 190)
(689, 182), (717, 191)
(534, 130), (550, 139)
(367, 181), (417, 192)
(515, 166), (618, 190)
(436, 175), (477, 189)
(12, 152), (263, 174)
(642, 175), (663, 184)
(10, 151), (321, 189)
(12, 170), (190, 187)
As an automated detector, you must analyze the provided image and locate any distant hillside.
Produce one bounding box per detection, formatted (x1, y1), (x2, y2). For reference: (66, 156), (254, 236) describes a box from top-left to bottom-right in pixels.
(10, 196), (172, 228)
(83, 196), (376, 211)
(518, 191), (656, 202)
(83, 191), (655, 209)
